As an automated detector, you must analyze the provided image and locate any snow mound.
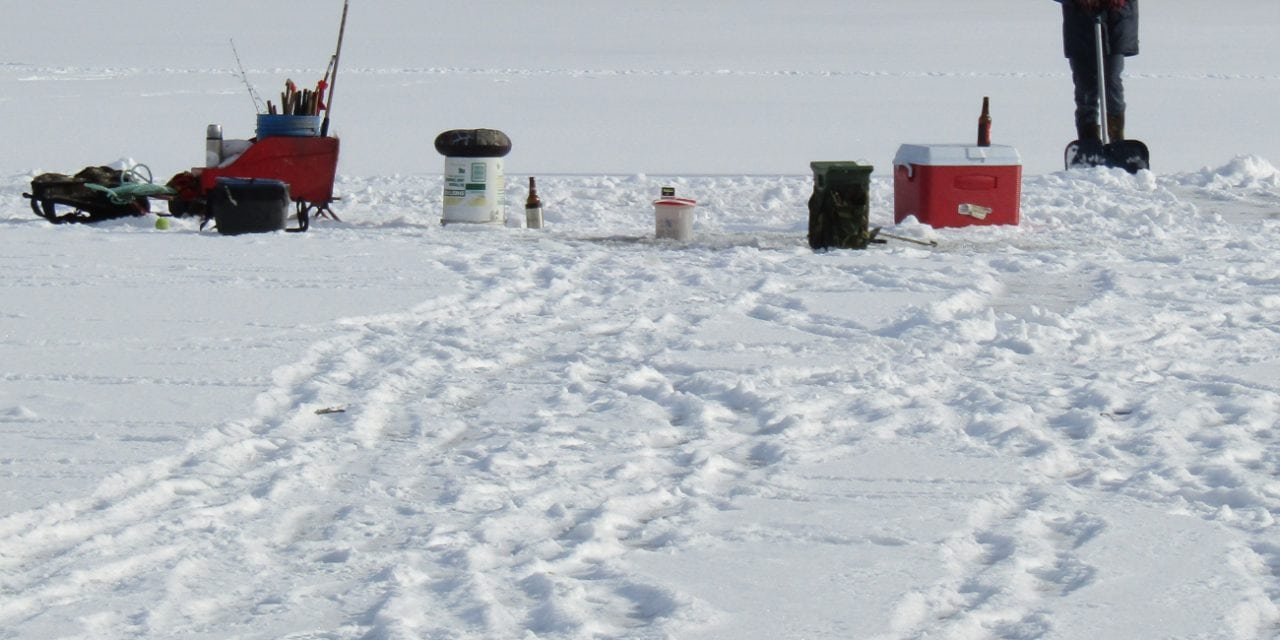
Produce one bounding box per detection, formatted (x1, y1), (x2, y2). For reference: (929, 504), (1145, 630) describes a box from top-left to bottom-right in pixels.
(1, 406), (40, 421)
(1181, 155), (1280, 190)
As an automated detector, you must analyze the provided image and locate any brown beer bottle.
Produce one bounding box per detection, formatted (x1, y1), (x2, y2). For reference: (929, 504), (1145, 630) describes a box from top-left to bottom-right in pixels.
(525, 177), (544, 229)
(977, 96), (992, 147)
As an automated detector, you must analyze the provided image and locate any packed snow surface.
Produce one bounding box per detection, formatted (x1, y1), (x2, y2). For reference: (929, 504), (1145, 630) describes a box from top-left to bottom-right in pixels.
(2, 2), (1279, 639)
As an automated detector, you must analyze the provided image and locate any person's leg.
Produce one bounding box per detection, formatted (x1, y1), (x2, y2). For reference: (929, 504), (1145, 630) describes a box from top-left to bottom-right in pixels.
(1070, 56), (1101, 141)
(1104, 55), (1126, 140)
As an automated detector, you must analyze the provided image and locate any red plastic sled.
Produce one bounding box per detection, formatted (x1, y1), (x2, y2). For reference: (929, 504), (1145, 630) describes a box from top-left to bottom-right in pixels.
(169, 135), (340, 231)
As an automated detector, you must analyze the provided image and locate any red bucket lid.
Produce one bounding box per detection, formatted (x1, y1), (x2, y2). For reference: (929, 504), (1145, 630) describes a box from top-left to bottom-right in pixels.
(653, 197), (697, 207)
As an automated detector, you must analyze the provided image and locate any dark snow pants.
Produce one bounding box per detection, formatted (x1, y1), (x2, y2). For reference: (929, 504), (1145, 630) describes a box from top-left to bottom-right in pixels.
(1070, 53), (1125, 128)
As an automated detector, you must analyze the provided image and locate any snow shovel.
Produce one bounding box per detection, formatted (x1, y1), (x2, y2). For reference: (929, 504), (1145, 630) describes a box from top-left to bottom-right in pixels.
(1064, 14), (1150, 173)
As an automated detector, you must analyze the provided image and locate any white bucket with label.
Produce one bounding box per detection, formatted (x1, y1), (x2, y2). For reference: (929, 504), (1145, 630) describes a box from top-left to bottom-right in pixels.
(442, 156), (505, 224)
(654, 196), (697, 241)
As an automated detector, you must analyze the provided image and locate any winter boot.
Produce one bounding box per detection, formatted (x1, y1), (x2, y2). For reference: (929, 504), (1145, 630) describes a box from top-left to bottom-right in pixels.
(1107, 113), (1125, 142)
(1075, 116), (1101, 142)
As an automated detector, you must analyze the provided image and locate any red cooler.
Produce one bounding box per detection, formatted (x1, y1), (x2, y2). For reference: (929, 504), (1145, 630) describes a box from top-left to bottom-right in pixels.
(893, 144), (1021, 228)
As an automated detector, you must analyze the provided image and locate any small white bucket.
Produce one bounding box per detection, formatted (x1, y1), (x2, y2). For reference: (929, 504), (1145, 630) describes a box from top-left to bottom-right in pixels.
(654, 197), (696, 241)
(443, 156), (505, 224)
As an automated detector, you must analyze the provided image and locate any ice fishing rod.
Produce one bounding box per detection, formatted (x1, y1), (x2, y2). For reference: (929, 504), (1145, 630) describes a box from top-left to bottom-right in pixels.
(877, 231), (938, 247)
(320, 0), (349, 137)
(229, 38), (264, 114)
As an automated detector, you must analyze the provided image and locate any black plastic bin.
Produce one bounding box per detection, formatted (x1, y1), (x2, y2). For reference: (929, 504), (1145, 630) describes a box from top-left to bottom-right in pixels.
(808, 161), (874, 250)
(208, 177), (291, 235)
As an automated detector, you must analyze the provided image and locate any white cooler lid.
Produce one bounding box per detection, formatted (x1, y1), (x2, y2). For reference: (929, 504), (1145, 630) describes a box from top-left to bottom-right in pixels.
(894, 144), (1021, 167)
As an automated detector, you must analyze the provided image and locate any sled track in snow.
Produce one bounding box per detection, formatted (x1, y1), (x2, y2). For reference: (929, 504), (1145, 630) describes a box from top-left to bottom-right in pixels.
(0, 238), (838, 636)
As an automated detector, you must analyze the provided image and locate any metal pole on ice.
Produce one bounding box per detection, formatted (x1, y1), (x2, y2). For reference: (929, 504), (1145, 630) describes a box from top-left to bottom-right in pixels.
(320, 0), (349, 137)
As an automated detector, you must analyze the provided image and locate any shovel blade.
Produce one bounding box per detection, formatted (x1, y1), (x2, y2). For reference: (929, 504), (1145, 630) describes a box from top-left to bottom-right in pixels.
(1066, 139), (1107, 171)
(1104, 140), (1150, 174)
(1065, 139), (1150, 174)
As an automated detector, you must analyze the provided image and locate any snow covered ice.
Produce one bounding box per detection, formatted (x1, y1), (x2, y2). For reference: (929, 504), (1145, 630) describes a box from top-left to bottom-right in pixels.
(2, 2), (1279, 639)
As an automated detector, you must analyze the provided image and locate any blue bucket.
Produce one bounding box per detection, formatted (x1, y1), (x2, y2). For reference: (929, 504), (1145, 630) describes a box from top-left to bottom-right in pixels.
(256, 114), (322, 139)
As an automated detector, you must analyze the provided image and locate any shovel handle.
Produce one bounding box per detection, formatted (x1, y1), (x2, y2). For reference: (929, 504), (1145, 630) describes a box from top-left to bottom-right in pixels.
(1095, 15), (1109, 144)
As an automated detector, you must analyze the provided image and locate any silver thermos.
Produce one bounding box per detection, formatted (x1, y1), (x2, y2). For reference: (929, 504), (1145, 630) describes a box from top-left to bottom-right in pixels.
(205, 124), (223, 167)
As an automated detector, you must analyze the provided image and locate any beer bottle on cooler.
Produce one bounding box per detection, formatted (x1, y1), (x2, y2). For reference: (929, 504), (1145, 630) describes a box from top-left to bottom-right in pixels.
(977, 97), (992, 147)
(525, 177), (544, 229)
